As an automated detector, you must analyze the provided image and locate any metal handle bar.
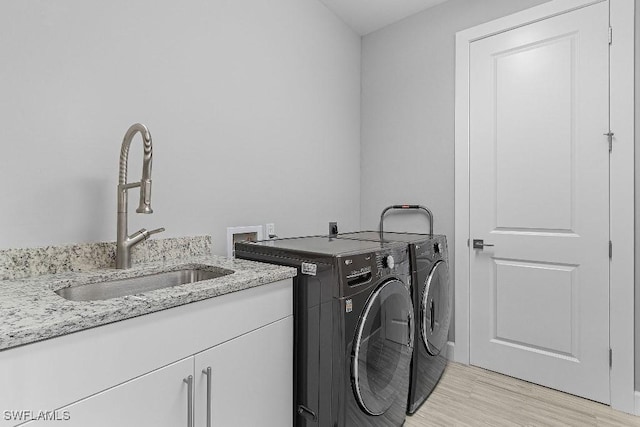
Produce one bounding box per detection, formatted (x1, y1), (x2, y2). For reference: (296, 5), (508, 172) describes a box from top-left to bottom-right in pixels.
(379, 204), (434, 236)
(184, 375), (194, 427)
(202, 367), (212, 427)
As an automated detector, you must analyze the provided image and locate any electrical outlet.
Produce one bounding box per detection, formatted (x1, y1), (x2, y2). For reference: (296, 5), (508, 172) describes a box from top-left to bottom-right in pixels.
(329, 222), (338, 236)
(266, 223), (276, 239)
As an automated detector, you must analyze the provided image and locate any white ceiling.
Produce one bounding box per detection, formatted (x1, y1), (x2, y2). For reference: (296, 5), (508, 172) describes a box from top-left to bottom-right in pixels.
(318, 0), (449, 35)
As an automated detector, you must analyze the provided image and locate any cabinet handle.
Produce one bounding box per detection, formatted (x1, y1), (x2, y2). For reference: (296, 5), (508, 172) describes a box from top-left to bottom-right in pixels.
(202, 367), (212, 427)
(183, 375), (194, 427)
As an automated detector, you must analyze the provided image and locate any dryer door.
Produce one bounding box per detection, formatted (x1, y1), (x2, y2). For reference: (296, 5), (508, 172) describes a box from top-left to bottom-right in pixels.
(421, 260), (451, 356)
(351, 279), (413, 416)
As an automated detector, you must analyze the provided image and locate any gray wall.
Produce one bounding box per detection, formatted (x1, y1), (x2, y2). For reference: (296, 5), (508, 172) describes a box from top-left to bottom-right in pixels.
(0, 0), (361, 255)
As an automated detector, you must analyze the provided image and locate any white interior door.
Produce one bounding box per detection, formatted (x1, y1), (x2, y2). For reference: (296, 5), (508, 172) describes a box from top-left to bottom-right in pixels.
(468, 1), (610, 404)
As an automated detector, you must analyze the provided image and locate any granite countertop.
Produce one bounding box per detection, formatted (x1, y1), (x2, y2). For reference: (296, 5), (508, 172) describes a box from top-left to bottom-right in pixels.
(0, 237), (296, 352)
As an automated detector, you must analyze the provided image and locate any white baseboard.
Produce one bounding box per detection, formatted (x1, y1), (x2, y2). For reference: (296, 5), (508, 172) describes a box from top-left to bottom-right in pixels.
(446, 341), (455, 361)
(635, 391), (640, 416)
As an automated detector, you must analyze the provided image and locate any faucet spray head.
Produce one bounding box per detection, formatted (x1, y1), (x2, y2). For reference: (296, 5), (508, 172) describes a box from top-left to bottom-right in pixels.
(136, 179), (153, 214)
(136, 204), (153, 214)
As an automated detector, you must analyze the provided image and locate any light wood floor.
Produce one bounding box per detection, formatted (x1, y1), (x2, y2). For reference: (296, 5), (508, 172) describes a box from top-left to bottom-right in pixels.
(405, 362), (640, 426)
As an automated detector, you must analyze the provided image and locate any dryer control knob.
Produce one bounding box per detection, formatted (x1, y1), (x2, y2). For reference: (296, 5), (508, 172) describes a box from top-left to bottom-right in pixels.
(383, 255), (395, 269)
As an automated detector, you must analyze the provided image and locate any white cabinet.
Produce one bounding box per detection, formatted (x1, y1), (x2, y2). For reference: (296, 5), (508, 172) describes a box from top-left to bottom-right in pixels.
(195, 316), (293, 427)
(4, 279), (293, 427)
(43, 358), (193, 427)
(22, 316), (293, 427)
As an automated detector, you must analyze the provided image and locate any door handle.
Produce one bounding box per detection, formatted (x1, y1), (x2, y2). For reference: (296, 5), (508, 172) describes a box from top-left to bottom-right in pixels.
(473, 239), (495, 250)
(202, 367), (212, 427)
(430, 299), (435, 332)
(407, 313), (413, 349)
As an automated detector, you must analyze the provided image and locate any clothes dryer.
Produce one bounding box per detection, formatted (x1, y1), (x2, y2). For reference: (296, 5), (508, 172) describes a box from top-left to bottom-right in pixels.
(337, 231), (451, 414)
(235, 236), (414, 426)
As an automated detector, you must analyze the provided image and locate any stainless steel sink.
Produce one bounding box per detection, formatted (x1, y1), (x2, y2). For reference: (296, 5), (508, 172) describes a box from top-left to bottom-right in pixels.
(55, 267), (233, 302)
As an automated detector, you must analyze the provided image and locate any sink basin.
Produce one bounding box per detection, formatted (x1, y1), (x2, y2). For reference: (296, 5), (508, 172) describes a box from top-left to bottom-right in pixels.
(55, 267), (233, 302)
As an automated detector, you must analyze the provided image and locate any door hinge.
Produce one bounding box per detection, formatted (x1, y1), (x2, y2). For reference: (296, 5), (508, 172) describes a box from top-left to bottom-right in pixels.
(608, 27), (612, 45)
(604, 131), (614, 152)
(467, 238), (470, 248)
(609, 241), (612, 259)
(609, 348), (613, 367)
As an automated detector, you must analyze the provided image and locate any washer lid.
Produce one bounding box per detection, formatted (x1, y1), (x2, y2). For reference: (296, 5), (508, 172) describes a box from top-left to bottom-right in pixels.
(338, 231), (429, 244)
(421, 260), (451, 356)
(351, 279), (413, 416)
(241, 235), (404, 256)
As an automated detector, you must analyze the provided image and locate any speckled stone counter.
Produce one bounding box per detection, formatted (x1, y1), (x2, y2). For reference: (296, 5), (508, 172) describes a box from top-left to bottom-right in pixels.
(0, 236), (296, 351)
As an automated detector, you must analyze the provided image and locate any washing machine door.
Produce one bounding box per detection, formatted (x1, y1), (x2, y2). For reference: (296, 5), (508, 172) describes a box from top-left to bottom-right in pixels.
(421, 260), (451, 356)
(351, 279), (414, 416)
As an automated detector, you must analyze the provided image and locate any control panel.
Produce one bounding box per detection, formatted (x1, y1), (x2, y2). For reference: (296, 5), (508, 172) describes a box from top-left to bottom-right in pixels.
(414, 238), (445, 261)
(337, 246), (409, 298)
(341, 253), (375, 288)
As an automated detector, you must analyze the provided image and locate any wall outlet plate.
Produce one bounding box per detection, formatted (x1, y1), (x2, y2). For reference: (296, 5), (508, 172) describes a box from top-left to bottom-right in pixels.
(266, 223), (276, 239)
(226, 225), (264, 258)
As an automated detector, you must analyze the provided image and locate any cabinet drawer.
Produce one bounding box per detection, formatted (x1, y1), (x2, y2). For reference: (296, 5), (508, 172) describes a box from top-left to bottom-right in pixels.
(20, 358), (193, 427)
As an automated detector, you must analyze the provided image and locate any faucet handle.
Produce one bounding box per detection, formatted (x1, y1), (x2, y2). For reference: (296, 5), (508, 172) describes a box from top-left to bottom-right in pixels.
(146, 227), (166, 237)
(128, 227), (166, 247)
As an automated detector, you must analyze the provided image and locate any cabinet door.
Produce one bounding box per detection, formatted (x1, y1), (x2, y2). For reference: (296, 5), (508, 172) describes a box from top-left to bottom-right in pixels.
(22, 358), (193, 427)
(195, 316), (293, 427)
